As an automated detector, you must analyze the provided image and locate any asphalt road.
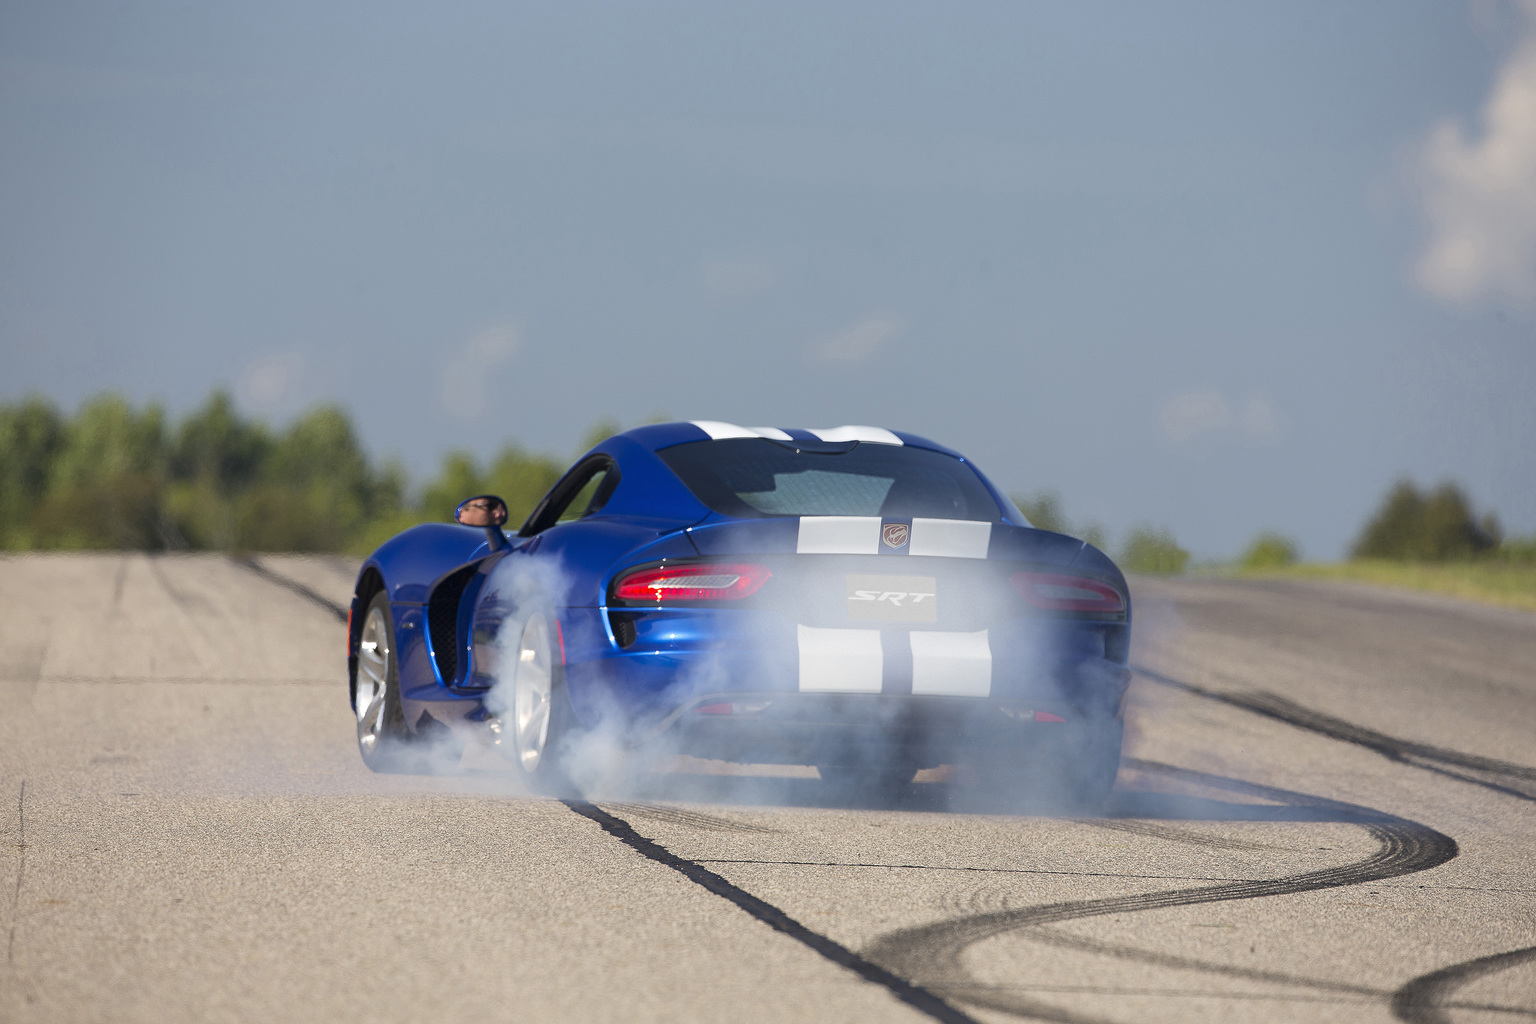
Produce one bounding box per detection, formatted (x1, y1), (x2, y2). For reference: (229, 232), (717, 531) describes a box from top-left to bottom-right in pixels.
(1, 553), (1532, 1023)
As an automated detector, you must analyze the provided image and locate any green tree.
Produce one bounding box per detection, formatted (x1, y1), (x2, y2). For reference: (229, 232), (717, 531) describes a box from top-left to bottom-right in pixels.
(1352, 480), (1499, 561)
(48, 394), (166, 487)
(1012, 491), (1069, 534)
(164, 391), (273, 548)
(170, 391), (270, 492)
(577, 418), (622, 456)
(236, 405), (389, 551)
(1421, 484), (1500, 559)
(1119, 525), (1189, 575)
(1079, 522), (1110, 551)
(419, 451), (485, 525)
(31, 394), (169, 549)
(1353, 480), (1423, 559)
(1009, 490), (1109, 550)
(0, 396), (66, 547)
(414, 445), (564, 529)
(484, 445), (564, 528)
(1239, 531), (1298, 570)
(0, 396), (631, 554)
(1498, 535), (1536, 564)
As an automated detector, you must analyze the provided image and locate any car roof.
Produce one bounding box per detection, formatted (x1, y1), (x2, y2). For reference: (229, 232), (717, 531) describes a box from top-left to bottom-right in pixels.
(618, 421), (966, 460)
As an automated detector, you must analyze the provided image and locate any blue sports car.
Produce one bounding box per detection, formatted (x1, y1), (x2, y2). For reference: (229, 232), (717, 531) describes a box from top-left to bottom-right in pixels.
(347, 421), (1131, 800)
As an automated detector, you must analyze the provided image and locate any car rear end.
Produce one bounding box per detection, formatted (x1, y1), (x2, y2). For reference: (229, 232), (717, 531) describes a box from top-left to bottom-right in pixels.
(569, 431), (1130, 777)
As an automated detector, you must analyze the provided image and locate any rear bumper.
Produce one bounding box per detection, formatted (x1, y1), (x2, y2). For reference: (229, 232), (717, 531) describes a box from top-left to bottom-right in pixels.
(561, 605), (1131, 722)
(650, 690), (1122, 769)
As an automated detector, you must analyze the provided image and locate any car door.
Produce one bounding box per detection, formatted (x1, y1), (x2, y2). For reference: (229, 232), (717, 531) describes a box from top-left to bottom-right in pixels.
(465, 457), (619, 687)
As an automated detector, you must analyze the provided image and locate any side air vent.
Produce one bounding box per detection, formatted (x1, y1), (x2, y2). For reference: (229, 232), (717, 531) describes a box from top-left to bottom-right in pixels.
(609, 613), (638, 650)
(427, 563), (479, 685)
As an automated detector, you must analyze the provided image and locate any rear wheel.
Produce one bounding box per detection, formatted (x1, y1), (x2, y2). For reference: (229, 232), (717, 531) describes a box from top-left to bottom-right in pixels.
(1060, 719), (1123, 810)
(506, 610), (574, 793)
(974, 718), (1122, 811)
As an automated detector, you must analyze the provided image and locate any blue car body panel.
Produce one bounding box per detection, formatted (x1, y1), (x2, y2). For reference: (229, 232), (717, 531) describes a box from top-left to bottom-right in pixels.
(348, 422), (1132, 762)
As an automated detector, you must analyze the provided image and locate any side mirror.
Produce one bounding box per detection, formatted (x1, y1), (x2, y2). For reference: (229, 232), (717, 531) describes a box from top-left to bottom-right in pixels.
(455, 494), (510, 551)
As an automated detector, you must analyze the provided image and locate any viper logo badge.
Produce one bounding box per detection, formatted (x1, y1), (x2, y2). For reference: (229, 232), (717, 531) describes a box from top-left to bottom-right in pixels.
(881, 522), (909, 548)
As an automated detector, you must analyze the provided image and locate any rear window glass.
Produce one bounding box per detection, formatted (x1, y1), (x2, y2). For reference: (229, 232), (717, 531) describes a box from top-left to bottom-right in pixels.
(658, 438), (1002, 521)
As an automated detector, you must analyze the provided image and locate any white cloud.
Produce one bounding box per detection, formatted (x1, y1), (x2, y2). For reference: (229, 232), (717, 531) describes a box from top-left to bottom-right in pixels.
(1238, 396), (1283, 437)
(818, 315), (901, 363)
(1160, 392), (1284, 443)
(238, 353), (304, 411)
(1160, 392), (1229, 442)
(702, 258), (776, 298)
(1414, 0), (1536, 310)
(440, 325), (517, 419)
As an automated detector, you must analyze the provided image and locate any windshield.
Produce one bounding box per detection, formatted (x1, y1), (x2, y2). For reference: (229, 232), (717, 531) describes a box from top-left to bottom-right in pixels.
(658, 438), (1002, 521)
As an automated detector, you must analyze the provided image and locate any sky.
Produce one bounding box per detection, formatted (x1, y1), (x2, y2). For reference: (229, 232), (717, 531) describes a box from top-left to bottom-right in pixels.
(2, 0), (1534, 559)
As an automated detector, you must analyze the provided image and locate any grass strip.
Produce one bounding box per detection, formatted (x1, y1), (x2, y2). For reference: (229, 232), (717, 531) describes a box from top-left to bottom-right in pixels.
(1241, 560), (1536, 613)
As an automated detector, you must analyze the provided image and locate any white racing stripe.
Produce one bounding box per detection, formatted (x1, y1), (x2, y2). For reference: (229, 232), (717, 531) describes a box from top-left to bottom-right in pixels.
(689, 421), (794, 441)
(749, 426), (794, 441)
(692, 422), (899, 444)
(909, 518), (992, 559)
(797, 625), (883, 692)
(807, 425), (903, 445)
(796, 516), (881, 554)
(910, 629), (992, 696)
(690, 420), (756, 440)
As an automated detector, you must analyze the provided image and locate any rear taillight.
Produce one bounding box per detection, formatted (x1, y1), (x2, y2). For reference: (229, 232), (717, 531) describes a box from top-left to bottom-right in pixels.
(1011, 571), (1125, 614)
(613, 562), (772, 603)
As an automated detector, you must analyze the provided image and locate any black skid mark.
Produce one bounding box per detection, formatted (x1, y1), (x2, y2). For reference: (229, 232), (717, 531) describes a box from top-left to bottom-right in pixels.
(111, 557), (128, 609)
(1391, 944), (1536, 1024)
(145, 555), (198, 612)
(6, 781), (24, 964)
(599, 801), (784, 835)
(861, 762), (1457, 1022)
(1133, 665), (1536, 802)
(1082, 819), (1284, 853)
(562, 799), (985, 1024)
(1009, 926), (1386, 999)
(989, 930), (1536, 1017)
(228, 556), (349, 622)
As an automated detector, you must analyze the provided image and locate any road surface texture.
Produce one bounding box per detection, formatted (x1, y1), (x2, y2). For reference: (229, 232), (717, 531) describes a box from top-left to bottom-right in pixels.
(1, 553), (1532, 1023)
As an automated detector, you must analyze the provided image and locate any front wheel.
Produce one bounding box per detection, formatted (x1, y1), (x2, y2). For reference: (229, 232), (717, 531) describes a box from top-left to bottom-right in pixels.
(354, 592), (416, 772)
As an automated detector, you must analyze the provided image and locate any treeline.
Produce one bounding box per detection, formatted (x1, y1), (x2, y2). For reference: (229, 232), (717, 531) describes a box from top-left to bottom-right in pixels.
(1015, 478), (1532, 576)
(1243, 479), (1534, 569)
(1350, 480), (1515, 561)
(5, 392), (1530, 570)
(0, 392), (588, 553)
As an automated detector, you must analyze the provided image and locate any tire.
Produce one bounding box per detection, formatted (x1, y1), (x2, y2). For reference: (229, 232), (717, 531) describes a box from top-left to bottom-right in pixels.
(973, 717), (1123, 812)
(504, 610), (575, 794)
(1061, 718), (1123, 812)
(1050, 718), (1124, 810)
(354, 591), (418, 773)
